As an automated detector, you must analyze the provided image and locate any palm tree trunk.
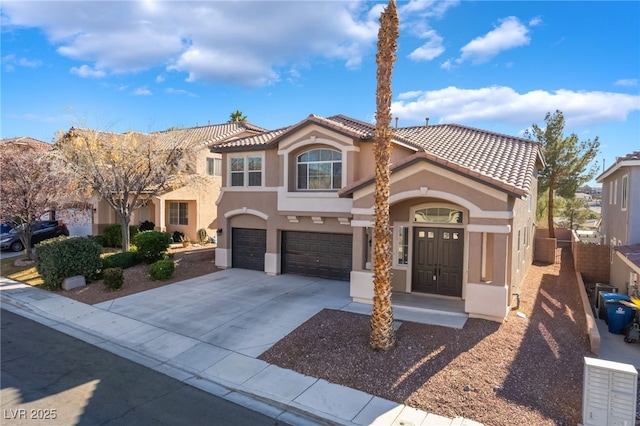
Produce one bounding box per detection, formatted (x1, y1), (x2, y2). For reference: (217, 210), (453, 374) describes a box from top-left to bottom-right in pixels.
(370, 0), (399, 351)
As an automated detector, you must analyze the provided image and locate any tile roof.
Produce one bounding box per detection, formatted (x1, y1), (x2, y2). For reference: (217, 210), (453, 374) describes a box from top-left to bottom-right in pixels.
(0, 137), (52, 152)
(616, 149), (640, 162)
(615, 244), (640, 271)
(214, 114), (542, 197)
(597, 148), (640, 182)
(61, 121), (268, 152)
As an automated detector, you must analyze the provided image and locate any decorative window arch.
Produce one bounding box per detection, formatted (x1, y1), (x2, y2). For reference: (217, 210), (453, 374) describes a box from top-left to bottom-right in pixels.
(414, 207), (463, 224)
(297, 148), (342, 190)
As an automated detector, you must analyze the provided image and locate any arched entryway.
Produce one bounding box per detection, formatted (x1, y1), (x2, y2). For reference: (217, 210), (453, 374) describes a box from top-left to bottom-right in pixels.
(409, 206), (465, 297)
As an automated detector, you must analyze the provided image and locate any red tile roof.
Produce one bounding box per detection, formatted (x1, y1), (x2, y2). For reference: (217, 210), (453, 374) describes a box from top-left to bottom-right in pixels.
(213, 114), (543, 197)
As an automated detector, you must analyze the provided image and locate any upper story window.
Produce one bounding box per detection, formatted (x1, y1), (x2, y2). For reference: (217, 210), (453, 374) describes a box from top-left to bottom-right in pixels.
(206, 157), (222, 176)
(414, 207), (463, 224)
(297, 148), (342, 190)
(230, 155), (262, 187)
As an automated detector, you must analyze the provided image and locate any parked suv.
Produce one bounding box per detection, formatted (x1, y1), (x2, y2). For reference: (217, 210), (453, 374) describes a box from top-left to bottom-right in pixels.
(0, 220), (69, 252)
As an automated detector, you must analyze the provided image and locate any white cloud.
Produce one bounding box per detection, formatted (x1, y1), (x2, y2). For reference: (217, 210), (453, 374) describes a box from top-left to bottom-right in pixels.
(70, 64), (106, 78)
(614, 79), (638, 87)
(2, 54), (42, 71)
(408, 30), (445, 61)
(133, 87), (152, 96)
(457, 16), (531, 65)
(392, 86), (640, 128)
(165, 88), (196, 97)
(155, 75), (165, 83)
(529, 16), (543, 27)
(1, 1), (381, 87)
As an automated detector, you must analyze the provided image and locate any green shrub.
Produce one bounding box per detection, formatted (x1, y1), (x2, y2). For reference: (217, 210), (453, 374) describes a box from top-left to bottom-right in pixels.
(102, 224), (140, 247)
(35, 236), (102, 290)
(103, 267), (124, 290)
(134, 231), (171, 264)
(139, 220), (155, 232)
(102, 251), (140, 270)
(103, 224), (122, 248)
(149, 259), (175, 281)
(87, 234), (107, 247)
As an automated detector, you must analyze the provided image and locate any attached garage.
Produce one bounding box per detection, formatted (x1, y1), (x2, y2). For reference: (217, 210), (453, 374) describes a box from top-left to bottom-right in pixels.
(282, 231), (352, 281)
(232, 228), (266, 271)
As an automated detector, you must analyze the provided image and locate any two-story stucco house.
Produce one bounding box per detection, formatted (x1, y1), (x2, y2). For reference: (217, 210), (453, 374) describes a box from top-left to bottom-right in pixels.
(212, 114), (544, 322)
(597, 150), (640, 294)
(87, 121), (266, 242)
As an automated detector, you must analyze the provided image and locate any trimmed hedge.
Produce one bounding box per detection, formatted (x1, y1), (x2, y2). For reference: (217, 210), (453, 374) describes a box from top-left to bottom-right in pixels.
(149, 259), (175, 281)
(102, 224), (141, 248)
(102, 251), (140, 270)
(103, 267), (124, 290)
(35, 236), (102, 290)
(134, 231), (171, 264)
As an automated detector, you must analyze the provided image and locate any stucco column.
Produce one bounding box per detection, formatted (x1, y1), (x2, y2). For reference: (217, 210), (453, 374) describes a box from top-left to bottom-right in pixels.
(491, 233), (509, 287)
(467, 231), (483, 283)
(155, 196), (165, 232)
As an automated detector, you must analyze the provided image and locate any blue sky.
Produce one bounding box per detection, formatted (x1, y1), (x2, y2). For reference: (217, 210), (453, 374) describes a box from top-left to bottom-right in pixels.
(2, 1), (639, 182)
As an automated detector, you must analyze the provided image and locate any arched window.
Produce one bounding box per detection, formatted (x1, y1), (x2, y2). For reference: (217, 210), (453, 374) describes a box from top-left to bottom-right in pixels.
(414, 207), (463, 224)
(297, 149), (342, 190)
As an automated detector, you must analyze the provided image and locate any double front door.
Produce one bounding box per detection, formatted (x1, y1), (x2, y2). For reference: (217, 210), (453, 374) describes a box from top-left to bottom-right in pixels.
(412, 227), (463, 297)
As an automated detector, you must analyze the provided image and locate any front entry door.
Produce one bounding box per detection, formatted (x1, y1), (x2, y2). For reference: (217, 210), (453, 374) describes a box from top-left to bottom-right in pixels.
(412, 227), (463, 297)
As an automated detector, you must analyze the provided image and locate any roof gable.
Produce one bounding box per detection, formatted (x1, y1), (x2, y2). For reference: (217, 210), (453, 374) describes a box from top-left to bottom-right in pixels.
(213, 113), (542, 197)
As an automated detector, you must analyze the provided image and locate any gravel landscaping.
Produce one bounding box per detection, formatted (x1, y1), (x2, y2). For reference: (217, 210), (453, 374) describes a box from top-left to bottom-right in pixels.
(260, 248), (640, 426)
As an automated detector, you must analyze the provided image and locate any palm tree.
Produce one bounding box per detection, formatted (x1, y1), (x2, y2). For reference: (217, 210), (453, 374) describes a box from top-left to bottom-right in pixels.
(229, 110), (247, 123)
(370, 0), (399, 351)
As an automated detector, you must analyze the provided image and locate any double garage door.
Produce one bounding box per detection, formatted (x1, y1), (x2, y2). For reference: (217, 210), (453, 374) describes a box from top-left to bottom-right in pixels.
(231, 228), (352, 281)
(282, 231), (352, 281)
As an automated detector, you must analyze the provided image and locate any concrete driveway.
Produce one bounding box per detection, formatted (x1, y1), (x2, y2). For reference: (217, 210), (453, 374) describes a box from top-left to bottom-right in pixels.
(95, 269), (353, 357)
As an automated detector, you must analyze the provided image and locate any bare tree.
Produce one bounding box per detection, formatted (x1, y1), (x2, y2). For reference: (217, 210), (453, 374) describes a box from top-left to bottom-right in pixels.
(55, 128), (202, 251)
(370, 0), (399, 351)
(0, 146), (65, 259)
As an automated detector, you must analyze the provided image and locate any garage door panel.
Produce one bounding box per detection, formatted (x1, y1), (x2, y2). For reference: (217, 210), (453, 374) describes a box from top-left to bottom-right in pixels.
(232, 228), (266, 271)
(282, 231), (352, 281)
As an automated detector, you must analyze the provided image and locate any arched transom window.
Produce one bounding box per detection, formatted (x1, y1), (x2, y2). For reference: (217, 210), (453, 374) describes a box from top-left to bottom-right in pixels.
(414, 207), (463, 224)
(297, 148), (342, 190)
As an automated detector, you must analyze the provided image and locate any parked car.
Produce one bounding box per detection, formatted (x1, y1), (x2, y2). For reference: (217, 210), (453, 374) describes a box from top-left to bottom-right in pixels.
(0, 220), (69, 252)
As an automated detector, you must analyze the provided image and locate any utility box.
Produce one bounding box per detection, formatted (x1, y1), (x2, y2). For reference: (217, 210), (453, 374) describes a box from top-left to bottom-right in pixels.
(583, 357), (637, 426)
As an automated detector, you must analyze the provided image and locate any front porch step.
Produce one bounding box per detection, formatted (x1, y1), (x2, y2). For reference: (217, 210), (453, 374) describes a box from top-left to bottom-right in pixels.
(341, 301), (468, 329)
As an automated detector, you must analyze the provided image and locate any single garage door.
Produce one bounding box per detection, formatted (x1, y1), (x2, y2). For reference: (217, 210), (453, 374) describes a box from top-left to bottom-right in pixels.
(282, 231), (352, 281)
(232, 228), (266, 271)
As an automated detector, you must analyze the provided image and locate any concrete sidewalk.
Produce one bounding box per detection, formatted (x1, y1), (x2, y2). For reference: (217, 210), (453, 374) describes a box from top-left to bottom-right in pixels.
(0, 270), (481, 426)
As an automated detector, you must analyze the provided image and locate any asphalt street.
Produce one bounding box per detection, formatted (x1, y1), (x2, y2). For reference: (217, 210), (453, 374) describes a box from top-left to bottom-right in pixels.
(0, 309), (290, 426)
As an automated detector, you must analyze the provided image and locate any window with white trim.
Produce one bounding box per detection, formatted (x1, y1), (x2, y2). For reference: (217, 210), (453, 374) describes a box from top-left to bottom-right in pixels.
(169, 202), (188, 225)
(297, 148), (342, 190)
(621, 175), (628, 210)
(395, 225), (409, 266)
(206, 158), (222, 176)
(230, 155), (262, 187)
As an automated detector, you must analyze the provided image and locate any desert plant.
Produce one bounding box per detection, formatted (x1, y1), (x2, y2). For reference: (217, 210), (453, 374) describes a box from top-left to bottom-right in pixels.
(172, 231), (184, 244)
(149, 259), (175, 281)
(35, 236), (102, 290)
(197, 228), (209, 244)
(181, 235), (191, 248)
(138, 220), (155, 232)
(103, 267), (124, 290)
(134, 231), (171, 263)
(102, 251), (140, 270)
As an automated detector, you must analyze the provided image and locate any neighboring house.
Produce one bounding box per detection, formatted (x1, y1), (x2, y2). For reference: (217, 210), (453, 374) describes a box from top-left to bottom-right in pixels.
(0, 137), (92, 236)
(211, 114), (544, 322)
(87, 122), (267, 242)
(597, 150), (640, 294)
